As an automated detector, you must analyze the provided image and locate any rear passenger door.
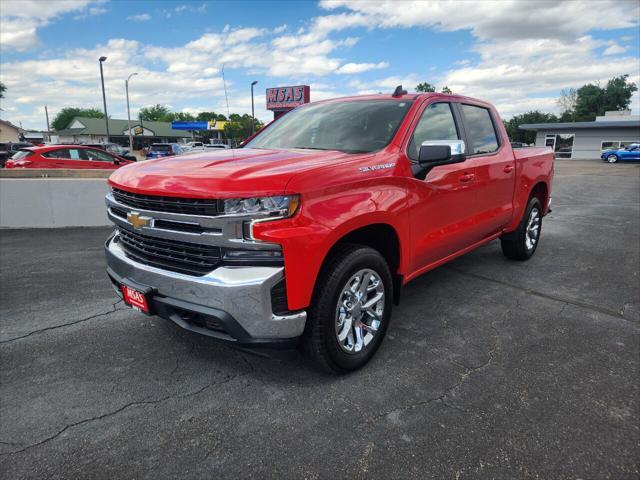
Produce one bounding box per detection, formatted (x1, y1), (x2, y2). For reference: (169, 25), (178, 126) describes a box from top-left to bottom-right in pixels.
(406, 101), (479, 271)
(458, 103), (516, 238)
(41, 148), (73, 168)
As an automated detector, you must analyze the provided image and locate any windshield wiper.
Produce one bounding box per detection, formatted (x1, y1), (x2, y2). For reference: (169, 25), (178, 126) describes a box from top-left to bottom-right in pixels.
(290, 146), (332, 151)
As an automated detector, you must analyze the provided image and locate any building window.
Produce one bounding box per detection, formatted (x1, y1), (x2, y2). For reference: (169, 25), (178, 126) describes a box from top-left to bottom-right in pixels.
(601, 141), (620, 151)
(601, 141), (640, 151)
(545, 133), (574, 159)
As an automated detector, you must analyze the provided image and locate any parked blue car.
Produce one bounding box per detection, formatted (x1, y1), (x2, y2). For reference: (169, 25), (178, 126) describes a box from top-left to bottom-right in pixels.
(601, 143), (640, 163)
(146, 143), (184, 159)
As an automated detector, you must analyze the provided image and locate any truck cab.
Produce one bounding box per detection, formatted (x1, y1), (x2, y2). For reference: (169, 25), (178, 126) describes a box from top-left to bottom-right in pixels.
(105, 89), (554, 373)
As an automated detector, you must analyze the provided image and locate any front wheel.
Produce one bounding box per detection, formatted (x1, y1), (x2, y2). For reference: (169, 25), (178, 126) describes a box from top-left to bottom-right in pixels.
(501, 196), (542, 261)
(301, 244), (393, 374)
(607, 154), (619, 163)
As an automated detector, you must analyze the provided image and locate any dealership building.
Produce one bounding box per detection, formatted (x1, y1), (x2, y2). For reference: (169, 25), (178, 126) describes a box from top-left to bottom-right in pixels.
(520, 111), (640, 159)
(51, 117), (202, 149)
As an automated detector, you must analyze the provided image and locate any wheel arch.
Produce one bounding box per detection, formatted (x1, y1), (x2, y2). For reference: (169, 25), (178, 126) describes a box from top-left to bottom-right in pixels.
(530, 181), (548, 210)
(319, 223), (403, 305)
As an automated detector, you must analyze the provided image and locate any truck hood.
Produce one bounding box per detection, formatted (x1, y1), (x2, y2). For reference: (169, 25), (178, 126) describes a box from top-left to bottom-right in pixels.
(108, 147), (357, 198)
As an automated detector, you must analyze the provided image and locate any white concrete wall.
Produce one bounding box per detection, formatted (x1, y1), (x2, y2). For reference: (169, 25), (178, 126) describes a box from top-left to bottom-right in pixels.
(0, 178), (111, 228)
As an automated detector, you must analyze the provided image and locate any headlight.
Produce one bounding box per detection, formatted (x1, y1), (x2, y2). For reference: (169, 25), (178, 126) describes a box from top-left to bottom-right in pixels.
(222, 195), (299, 217)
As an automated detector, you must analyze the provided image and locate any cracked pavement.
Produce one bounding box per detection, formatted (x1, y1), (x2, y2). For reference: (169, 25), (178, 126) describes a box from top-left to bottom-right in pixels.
(1, 160), (639, 479)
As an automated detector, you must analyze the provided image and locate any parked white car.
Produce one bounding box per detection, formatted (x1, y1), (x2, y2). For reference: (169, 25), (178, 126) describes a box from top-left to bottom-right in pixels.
(184, 142), (206, 151)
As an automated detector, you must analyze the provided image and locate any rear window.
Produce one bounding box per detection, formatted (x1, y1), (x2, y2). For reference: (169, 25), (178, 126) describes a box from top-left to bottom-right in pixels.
(150, 145), (171, 152)
(12, 150), (33, 159)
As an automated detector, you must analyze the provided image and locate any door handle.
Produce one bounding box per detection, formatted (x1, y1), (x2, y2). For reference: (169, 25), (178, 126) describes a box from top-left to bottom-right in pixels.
(459, 173), (475, 183)
(504, 165), (514, 173)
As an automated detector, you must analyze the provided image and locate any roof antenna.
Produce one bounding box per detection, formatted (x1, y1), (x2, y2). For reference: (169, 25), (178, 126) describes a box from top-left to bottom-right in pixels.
(392, 85), (407, 97)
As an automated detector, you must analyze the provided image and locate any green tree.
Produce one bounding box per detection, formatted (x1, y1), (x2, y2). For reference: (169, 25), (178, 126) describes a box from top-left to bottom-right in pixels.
(138, 104), (173, 122)
(196, 111), (227, 121)
(441, 86), (453, 94)
(573, 83), (605, 121)
(0, 81), (6, 99)
(603, 74), (638, 112)
(416, 82), (436, 93)
(51, 107), (104, 131)
(223, 114), (263, 142)
(571, 75), (637, 121)
(504, 111), (559, 144)
(172, 112), (196, 121)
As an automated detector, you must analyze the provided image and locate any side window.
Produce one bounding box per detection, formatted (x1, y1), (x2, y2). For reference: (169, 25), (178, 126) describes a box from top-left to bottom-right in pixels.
(42, 148), (70, 159)
(84, 149), (115, 162)
(68, 149), (82, 160)
(461, 104), (499, 154)
(408, 103), (459, 161)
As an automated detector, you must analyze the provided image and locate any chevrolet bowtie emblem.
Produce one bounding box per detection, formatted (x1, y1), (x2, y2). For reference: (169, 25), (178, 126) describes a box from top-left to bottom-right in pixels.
(127, 212), (152, 229)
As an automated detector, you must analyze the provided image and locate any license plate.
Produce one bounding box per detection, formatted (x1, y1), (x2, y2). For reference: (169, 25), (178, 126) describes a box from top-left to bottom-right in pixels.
(121, 284), (151, 314)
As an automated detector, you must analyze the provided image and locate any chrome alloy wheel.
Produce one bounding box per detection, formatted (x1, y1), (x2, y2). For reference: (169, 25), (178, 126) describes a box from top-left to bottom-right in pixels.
(607, 154), (618, 163)
(525, 207), (541, 251)
(335, 269), (385, 354)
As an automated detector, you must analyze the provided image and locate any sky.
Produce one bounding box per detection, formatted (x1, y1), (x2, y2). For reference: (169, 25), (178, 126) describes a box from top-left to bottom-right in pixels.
(1, 0), (639, 130)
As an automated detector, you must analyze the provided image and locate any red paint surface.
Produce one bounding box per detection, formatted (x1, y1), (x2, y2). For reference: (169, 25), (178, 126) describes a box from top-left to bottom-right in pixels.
(109, 93), (554, 311)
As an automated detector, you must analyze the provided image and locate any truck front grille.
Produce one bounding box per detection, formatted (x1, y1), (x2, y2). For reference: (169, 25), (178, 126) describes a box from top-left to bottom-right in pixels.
(116, 228), (221, 276)
(113, 188), (220, 216)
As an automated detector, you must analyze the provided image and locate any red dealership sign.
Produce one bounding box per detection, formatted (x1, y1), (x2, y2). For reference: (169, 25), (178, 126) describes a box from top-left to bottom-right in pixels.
(266, 85), (310, 111)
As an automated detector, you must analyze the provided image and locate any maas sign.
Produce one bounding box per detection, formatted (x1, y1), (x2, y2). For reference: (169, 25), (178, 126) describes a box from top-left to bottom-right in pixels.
(266, 85), (310, 111)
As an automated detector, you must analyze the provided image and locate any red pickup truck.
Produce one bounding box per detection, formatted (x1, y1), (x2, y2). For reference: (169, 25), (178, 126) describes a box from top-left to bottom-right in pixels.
(105, 88), (553, 373)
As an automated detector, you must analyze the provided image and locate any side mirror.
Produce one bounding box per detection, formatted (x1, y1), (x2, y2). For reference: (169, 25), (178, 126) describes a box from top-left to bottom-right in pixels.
(419, 140), (466, 166)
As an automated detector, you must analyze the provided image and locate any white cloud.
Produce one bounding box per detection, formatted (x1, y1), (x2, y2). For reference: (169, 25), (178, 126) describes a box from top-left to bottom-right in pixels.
(603, 41), (628, 55)
(0, 0), (107, 50)
(319, 0), (640, 117)
(73, 5), (108, 20)
(273, 24), (287, 34)
(336, 61), (389, 74)
(127, 13), (151, 22)
(0, 38), (226, 127)
(320, 0), (639, 40)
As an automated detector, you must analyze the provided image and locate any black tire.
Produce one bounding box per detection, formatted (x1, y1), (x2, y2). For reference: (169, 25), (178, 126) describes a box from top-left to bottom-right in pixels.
(500, 196), (542, 261)
(606, 154), (619, 163)
(301, 244), (393, 374)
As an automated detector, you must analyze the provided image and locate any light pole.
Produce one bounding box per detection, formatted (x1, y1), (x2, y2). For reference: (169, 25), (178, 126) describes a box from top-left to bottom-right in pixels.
(98, 56), (110, 142)
(125, 72), (138, 152)
(251, 80), (258, 134)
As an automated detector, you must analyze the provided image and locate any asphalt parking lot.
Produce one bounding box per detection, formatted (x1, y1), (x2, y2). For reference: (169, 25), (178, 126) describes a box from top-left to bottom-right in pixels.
(1, 160), (638, 479)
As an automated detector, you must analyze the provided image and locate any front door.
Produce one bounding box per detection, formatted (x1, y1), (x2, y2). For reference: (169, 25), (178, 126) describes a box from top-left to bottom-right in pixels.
(405, 101), (479, 273)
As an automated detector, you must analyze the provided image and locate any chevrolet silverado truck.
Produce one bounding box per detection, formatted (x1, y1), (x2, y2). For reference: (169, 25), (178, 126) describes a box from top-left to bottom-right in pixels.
(104, 88), (553, 373)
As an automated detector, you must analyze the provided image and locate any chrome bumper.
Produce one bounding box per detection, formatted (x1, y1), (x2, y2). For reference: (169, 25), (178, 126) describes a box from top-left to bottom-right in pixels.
(105, 233), (306, 341)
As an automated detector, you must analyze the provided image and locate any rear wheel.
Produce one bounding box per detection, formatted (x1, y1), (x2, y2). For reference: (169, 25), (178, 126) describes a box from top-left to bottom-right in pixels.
(301, 244), (393, 374)
(501, 196), (542, 261)
(607, 154), (619, 163)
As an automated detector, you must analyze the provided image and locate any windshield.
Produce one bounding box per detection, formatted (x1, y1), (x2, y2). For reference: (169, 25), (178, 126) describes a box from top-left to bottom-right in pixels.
(247, 99), (413, 153)
(150, 145), (171, 152)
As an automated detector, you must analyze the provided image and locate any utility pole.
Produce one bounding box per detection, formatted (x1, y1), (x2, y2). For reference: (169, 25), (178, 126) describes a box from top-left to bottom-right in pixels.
(44, 105), (50, 142)
(98, 56), (110, 142)
(251, 80), (258, 134)
(125, 72), (138, 152)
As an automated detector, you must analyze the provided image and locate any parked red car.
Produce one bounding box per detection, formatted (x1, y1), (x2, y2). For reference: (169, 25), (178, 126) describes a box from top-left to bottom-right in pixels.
(5, 145), (135, 169)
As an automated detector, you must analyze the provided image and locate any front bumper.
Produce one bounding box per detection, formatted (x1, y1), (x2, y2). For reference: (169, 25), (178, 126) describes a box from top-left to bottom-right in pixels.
(105, 233), (306, 348)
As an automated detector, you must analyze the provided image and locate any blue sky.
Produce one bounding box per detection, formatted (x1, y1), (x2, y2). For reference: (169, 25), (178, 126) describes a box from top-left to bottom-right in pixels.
(1, 0), (639, 130)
